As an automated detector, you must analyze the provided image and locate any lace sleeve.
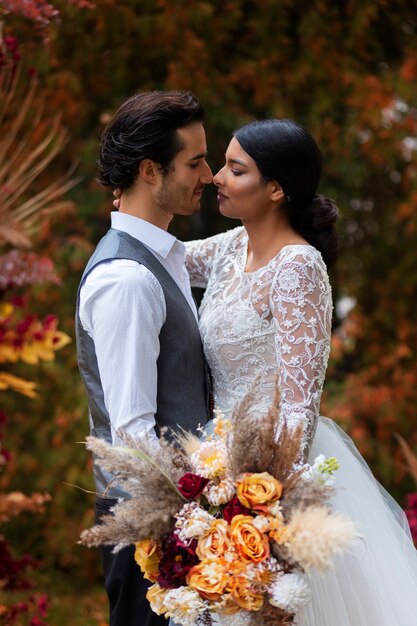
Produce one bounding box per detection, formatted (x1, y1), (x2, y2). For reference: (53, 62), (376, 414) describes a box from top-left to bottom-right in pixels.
(185, 229), (242, 288)
(270, 249), (332, 460)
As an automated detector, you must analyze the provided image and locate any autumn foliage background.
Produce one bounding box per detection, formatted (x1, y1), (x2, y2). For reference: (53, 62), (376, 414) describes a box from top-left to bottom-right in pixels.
(1, 0), (417, 623)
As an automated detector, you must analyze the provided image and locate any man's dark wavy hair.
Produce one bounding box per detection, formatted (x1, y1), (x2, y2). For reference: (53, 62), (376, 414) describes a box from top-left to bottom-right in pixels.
(98, 91), (205, 190)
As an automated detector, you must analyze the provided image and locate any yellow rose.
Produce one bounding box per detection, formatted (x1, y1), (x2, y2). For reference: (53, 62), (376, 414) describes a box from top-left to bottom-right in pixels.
(186, 558), (229, 601)
(229, 576), (264, 612)
(230, 515), (270, 563)
(134, 539), (161, 581)
(237, 472), (283, 510)
(146, 583), (168, 615)
(196, 519), (231, 560)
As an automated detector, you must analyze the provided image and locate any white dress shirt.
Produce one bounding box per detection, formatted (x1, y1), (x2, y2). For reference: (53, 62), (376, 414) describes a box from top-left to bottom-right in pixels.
(79, 211), (198, 447)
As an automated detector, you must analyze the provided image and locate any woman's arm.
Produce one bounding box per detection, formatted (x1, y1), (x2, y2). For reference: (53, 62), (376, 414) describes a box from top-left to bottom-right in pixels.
(184, 229), (238, 288)
(270, 249), (333, 460)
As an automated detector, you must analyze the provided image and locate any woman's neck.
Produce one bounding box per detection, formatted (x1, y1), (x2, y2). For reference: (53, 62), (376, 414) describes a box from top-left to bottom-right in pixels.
(242, 212), (307, 272)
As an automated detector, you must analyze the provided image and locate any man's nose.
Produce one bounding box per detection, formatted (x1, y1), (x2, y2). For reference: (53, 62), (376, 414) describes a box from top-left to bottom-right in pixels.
(201, 162), (213, 184)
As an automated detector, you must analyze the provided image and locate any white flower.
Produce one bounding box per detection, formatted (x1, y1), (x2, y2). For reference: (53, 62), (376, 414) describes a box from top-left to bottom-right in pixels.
(268, 500), (284, 521)
(175, 502), (215, 541)
(269, 572), (311, 612)
(303, 454), (340, 487)
(163, 586), (206, 626)
(252, 515), (271, 533)
(190, 440), (228, 478)
(203, 475), (236, 506)
(243, 555), (281, 586)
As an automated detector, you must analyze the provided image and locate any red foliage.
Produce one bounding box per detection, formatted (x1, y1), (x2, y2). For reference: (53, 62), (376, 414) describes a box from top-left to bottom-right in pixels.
(405, 493), (417, 544)
(1, 0), (94, 26)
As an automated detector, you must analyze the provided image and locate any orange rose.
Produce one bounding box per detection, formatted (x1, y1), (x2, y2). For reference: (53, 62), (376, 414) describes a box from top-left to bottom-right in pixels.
(134, 539), (161, 582)
(229, 576), (264, 612)
(230, 515), (270, 563)
(196, 519), (231, 560)
(186, 558), (229, 601)
(237, 472), (283, 510)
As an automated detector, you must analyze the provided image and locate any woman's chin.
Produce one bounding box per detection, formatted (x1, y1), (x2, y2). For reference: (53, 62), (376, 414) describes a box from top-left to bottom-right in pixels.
(218, 205), (239, 220)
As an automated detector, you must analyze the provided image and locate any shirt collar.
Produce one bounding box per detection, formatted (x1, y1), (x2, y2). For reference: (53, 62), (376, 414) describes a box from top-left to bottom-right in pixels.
(111, 211), (179, 259)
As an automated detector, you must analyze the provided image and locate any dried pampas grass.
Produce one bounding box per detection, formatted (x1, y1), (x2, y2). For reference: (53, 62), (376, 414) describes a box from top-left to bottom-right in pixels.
(80, 434), (186, 547)
(269, 419), (305, 490)
(173, 428), (203, 457)
(227, 379), (280, 478)
(285, 505), (357, 572)
(281, 475), (335, 517)
(80, 492), (179, 549)
(226, 378), (306, 492)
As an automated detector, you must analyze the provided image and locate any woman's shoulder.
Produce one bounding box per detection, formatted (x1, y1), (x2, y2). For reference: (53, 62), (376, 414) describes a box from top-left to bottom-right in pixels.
(277, 243), (326, 270)
(219, 225), (246, 250)
(271, 244), (330, 294)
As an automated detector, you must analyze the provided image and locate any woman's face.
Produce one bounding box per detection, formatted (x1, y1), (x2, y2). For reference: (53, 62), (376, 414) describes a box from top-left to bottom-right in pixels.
(213, 137), (281, 221)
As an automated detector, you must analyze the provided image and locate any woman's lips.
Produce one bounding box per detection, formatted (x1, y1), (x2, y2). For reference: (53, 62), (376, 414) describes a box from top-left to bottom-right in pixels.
(217, 191), (228, 202)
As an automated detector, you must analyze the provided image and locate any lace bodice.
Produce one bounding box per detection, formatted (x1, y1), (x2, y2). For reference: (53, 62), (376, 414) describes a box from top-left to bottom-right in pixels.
(185, 227), (332, 457)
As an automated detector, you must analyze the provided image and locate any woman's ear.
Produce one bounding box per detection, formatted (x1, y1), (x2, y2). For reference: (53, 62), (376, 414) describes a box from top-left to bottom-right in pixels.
(138, 159), (161, 184)
(270, 181), (285, 202)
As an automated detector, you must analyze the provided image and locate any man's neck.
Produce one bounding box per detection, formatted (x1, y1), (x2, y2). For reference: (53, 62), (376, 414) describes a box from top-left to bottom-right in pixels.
(118, 197), (172, 231)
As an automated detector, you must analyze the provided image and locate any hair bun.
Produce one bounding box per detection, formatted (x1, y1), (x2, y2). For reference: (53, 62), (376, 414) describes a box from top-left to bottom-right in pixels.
(289, 193), (338, 268)
(307, 194), (339, 230)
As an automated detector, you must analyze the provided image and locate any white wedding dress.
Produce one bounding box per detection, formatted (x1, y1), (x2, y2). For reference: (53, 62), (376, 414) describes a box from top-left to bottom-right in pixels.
(183, 226), (417, 626)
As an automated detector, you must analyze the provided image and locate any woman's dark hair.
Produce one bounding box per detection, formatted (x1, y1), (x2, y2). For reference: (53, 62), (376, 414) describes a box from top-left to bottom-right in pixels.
(234, 119), (338, 268)
(98, 90), (205, 190)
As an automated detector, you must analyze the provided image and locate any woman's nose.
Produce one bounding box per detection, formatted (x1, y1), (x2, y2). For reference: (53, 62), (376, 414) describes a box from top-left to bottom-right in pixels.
(213, 167), (225, 187)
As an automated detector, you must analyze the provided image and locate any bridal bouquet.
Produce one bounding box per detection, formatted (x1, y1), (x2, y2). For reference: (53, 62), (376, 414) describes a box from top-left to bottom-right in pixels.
(80, 388), (356, 626)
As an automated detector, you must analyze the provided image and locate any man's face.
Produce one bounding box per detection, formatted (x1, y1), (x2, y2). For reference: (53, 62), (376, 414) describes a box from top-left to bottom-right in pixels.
(156, 122), (212, 217)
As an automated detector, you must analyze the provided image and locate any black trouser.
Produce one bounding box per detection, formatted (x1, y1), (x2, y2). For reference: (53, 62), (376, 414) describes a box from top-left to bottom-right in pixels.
(95, 496), (168, 626)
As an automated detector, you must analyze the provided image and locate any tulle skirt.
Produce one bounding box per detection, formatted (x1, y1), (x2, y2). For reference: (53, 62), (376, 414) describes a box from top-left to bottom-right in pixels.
(296, 416), (417, 626)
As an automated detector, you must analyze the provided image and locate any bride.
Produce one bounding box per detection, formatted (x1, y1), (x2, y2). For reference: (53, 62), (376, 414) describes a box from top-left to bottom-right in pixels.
(183, 118), (417, 625)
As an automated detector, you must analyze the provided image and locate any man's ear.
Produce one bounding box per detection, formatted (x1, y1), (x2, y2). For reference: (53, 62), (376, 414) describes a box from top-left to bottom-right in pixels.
(138, 159), (161, 184)
(270, 181), (285, 202)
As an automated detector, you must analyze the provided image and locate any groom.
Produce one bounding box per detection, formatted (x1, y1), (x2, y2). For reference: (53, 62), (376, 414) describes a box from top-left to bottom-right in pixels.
(75, 91), (213, 626)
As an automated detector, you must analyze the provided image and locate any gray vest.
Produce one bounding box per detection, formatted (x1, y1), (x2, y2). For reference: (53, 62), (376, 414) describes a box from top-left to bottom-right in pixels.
(75, 228), (210, 498)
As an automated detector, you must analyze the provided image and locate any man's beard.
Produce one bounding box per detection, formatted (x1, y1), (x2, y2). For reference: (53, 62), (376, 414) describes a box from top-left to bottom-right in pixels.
(156, 177), (197, 216)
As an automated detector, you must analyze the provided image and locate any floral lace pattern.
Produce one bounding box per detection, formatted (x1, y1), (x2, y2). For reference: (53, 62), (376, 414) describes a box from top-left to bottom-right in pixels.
(185, 227), (332, 457)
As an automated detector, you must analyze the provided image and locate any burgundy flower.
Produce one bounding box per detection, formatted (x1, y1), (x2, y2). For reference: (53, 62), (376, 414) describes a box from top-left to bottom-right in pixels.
(177, 472), (209, 500)
(157, 532), (198, 589)
(223, 496), (251, 523)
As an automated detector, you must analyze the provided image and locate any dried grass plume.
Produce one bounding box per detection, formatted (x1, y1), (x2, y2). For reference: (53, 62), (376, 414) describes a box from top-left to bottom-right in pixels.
(285, 505), (357, 572)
